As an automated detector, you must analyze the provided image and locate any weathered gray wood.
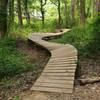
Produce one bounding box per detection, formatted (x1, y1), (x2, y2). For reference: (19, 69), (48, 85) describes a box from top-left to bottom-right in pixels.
(29, 29), (77, 94)
(41, 72), (74, 77)
(78, 77), (100, 85)
(31, 87), (73, 93)
(48, 61), (77, 65)
(46, 63), (77, 67)
(43, 69), (75, 73)
(49, 59), (77, 63)
(35, 79), (74, 85)
(34, 83), (73, 89)
(39, 76), (74, 80)
(50, 56), (77, 60)
(44, 67), (76, 70)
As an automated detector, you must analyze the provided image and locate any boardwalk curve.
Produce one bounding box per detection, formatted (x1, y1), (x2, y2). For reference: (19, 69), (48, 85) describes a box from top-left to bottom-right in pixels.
(29, 29), (78, 94)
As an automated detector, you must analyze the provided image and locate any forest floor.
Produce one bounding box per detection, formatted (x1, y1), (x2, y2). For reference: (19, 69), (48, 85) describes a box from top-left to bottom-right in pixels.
(0, 39), (100, 100)
(0, 39), (50, 100)
(7, 40), (100, 100)
(20, 56), (100, 100)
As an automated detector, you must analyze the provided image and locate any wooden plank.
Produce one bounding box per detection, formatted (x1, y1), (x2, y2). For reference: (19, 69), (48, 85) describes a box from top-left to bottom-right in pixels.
(39, 76), (74, 80)
(51, 50), (76, 55)
(51, 47), (74, 52)
(51, 47), (76, 52)
(41, 72), (74, 77)
(49, 59), (77, 63)
(31, 86), (73, 93)
(35, 79), (74, 85)
(46, 63), (77, 67)
(52, 53), (77, 58)
(43, 69), (75, 73)
(29, 29), (77, 94)
(34, 82), (73, 89)
(48, 61), (77, 65)
(44, 67), (76, 70)
(50, 56), (77, 60)
(41, 74), (75, 78)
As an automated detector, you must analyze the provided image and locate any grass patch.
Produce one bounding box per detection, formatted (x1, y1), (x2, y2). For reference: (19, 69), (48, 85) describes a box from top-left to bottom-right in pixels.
(51, 18), (100, 57)
(8, 18), (57, 39)
(32, 18), (57, 33)
(0, 37), (37, 80)
(8, 24), (33, 38)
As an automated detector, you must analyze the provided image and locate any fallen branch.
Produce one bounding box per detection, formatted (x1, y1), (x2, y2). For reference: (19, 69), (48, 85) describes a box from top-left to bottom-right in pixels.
(78, 77), (100, 85)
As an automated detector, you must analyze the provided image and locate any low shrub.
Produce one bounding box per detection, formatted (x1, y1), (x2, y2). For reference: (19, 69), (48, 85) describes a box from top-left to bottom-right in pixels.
(0, 37), (36, 79)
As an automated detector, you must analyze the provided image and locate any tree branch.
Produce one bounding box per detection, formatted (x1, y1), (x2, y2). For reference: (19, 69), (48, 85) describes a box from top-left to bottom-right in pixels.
(50, 0), (58, 6)
(42, 0), (47, 6)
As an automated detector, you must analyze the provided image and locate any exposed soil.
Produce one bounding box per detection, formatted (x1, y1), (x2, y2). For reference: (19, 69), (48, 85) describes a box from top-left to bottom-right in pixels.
(19, 56), (100, 100)
(79, 56), (100, 78)
(0, 38), (100, 100)
(0, 39), (50, 100)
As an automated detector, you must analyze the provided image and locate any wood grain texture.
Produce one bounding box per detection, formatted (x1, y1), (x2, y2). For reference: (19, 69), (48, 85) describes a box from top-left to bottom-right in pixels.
(29, 29), (77, 94)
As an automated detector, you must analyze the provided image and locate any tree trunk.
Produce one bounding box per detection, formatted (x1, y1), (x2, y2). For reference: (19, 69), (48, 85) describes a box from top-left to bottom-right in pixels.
(40, 0), (47, 28)
(96, 0), (100, 15)
(98, 0), (100, 14)
(93, 0), (97, 17)
(42, 10), (45, 27)
(8, 0), (14, 25)
(0, 0), (8, 38)
(40, 0), (44, 27)
(63, 0), (68, 27)
(70, 0), (76, 25)
(24, 0), (30, 24)
(93, 0), (100, 16)
(17, 0), (23, 26)
(80, 0), (86, 25)
(57, 0), (61, 28)
(86, 0), (91, 18)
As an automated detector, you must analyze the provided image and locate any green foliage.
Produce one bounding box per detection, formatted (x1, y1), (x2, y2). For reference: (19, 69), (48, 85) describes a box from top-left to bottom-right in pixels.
(86, 16), (100, 54)
(51, 20), (100, 57)
(13, 96), (20, 100)
(8, 17), (57, 39)
(32, 18), (57, 32)
(8, 22), (33, 38)
(0, 37), (36, 79)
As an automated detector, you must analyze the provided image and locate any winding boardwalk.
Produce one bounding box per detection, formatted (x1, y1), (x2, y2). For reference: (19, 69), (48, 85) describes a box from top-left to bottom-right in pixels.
(29, 29), (78, 94)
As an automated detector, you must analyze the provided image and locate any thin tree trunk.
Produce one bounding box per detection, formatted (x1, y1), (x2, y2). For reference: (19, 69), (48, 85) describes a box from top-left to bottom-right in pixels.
(9, 0), (14, 24)
(40, 0), (47, 28)
(63, 0), (68, 27)
(58, 0), (61, 28)
(50, 0), (61, 28)
(96, 0), (100, 14)
(93, 0), (97, 17)
(17, 0), (23, 26)
(86, 0), (91, 18)
(24, 0), (30, 24)
(98, 0), (100, 14)
(0, 0), (8, 37)
(80, 0), (86, 25)
(40, 0), (44, 27)
(76, 0), (80, 23)
(70, 0), (76, 25)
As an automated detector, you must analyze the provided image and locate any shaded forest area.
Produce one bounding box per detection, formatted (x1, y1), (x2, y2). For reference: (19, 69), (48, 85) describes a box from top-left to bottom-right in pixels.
(0, 0), (100, 99)
(0, 0), (100, 36)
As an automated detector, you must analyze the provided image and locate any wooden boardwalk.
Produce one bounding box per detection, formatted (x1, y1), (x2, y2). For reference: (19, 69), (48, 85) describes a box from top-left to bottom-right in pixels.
(29, 29), (78, 94)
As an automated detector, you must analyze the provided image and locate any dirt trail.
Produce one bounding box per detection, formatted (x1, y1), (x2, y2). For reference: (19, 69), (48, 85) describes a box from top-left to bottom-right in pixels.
(20, 82), (100, 100)
(20, 31), (100, 100)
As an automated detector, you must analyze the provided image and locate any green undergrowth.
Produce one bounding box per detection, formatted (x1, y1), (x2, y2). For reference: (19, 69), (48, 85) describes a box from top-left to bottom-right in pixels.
(51, 17), (100, 57)
(9, 18), (57, 39)
(32, 18), (57, 32)
(8, 24), (33, 38)
(0, 37), (37, 80)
